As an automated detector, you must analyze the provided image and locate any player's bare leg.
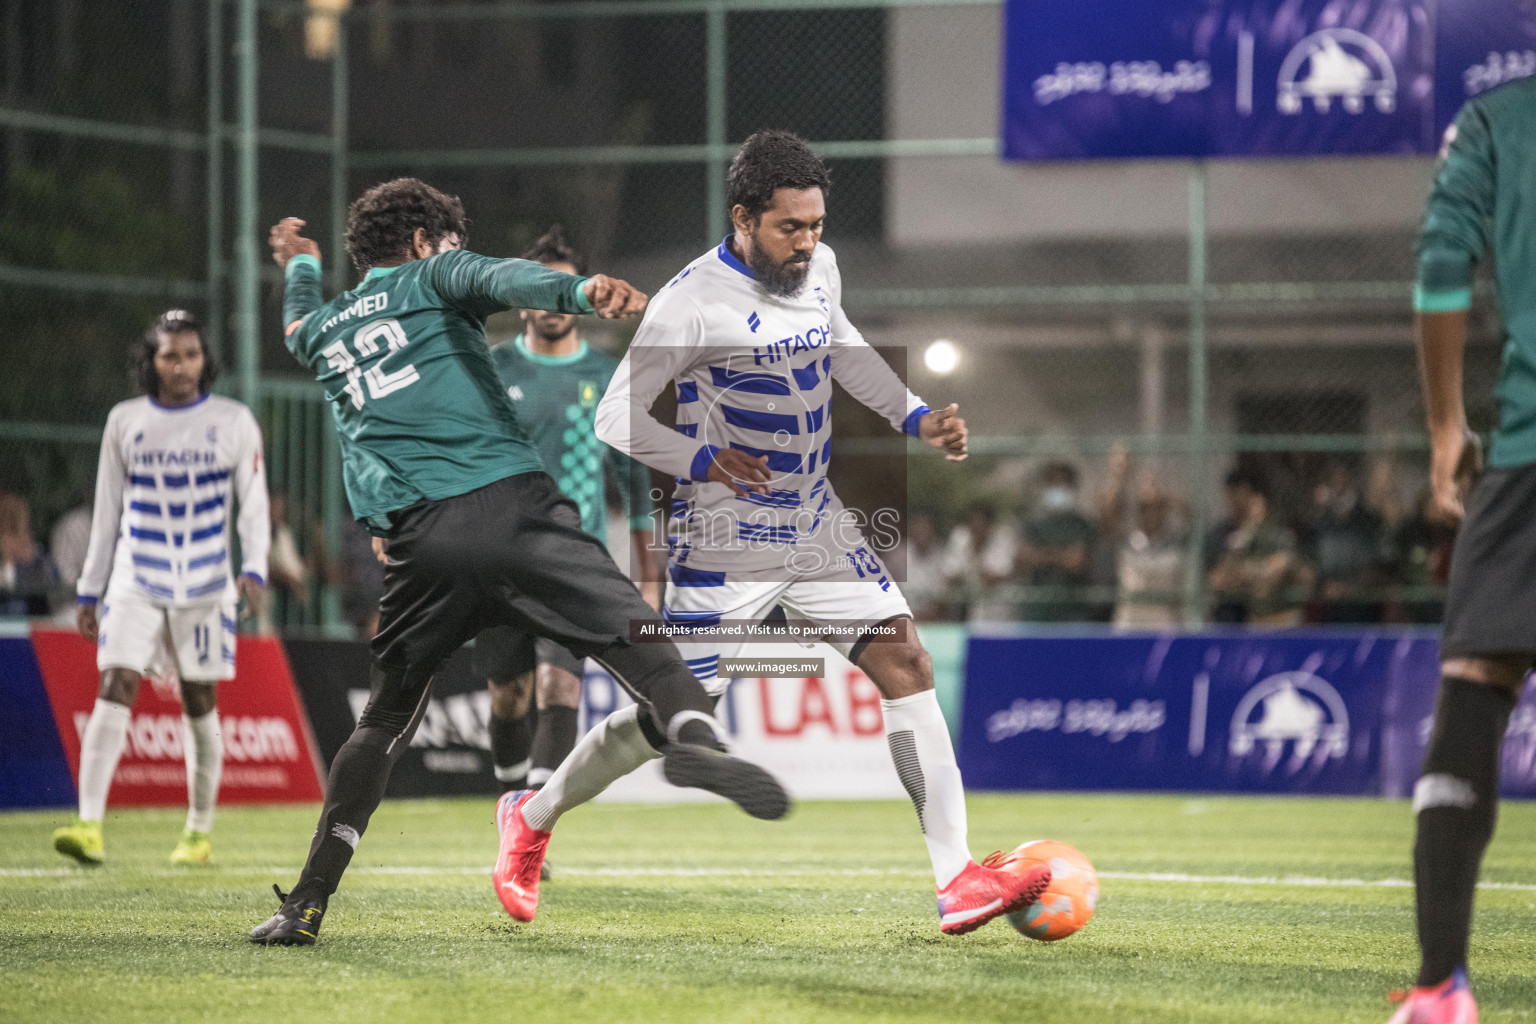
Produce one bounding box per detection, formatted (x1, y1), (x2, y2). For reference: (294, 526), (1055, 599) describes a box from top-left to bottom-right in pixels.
(53, 668), (141, 865)
(487, 671), (535, 790)
(529, 662), (582, 790)
(854, 619), (1050, 935)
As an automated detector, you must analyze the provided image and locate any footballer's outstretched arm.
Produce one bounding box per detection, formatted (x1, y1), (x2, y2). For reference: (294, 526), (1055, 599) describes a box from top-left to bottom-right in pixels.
(430, 250), (647, 321)
(821, 253), (967, 461)
(594, 295), (771, 495)
(270, 218), (326, 362)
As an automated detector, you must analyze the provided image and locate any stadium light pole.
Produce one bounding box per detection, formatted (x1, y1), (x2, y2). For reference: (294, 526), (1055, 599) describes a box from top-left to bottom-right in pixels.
(1182, 161), (1209, 626)
(235, 0), (259, 408)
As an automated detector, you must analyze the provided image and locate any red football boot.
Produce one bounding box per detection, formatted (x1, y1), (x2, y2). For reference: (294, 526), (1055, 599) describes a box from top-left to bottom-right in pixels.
(1386, 969), (1477, 1024)
(492, 790), (550, 922)
(936, 854), (1052, 936)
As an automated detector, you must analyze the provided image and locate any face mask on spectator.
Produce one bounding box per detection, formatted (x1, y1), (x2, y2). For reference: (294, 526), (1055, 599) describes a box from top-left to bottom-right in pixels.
(1041, 486), (1077, 512)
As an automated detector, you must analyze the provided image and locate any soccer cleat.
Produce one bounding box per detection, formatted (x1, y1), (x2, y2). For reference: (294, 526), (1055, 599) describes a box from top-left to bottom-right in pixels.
(52, 819), (104, 866)
(493, 790), (550, 922)
(660, 743), (790, 821)
(249, 883), (327, 946)
(169, 830), (212, 865)
(936, 855), (1053, 936)
(1386, 968), (1478, 1024)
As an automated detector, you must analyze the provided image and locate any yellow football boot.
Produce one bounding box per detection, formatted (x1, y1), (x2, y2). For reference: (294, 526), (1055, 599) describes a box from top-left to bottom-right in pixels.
(52, 819), (104, 865)
(169, 829), (212, 865)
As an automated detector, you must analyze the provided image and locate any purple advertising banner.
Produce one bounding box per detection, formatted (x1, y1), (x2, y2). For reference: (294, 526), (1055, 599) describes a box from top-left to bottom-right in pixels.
(1005, 0), (1452, 160)
(1435, 0), (1536, 134)
(958, 630), (1536, 797)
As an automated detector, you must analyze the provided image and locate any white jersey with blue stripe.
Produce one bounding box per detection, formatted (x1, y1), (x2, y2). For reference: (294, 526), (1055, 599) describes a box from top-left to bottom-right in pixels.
(77, 394), (271, 607)
(596, 240), (928, 574)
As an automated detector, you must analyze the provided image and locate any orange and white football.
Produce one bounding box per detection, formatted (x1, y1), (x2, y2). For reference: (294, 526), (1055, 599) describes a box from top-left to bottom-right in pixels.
(997, 840), (1098, 941)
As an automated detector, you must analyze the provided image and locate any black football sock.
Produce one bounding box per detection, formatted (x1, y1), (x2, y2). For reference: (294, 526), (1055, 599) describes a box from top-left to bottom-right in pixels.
(1412, 675), (1517, 988)
(489, 709), (534, 792)
(296, 724), (401, 898)
(529, 705), (580, 789)
(591, 641), (721, 751)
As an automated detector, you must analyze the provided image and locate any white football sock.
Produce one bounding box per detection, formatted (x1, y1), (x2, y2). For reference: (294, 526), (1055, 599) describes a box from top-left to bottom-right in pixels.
(182, 710), (223, 833)
(77, 699), (132, 823)
(883, 689), (972, 889)
(521, 704), (658, 832)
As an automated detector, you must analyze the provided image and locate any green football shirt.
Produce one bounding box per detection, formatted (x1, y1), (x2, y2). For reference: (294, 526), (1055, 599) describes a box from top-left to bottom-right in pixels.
(490, 335), (652, 539)
(1417, 76), (1536, 467)
(282, 249), (593, 530)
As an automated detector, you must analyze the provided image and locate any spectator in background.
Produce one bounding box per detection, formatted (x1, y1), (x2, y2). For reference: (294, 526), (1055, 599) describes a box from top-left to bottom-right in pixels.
(49, 498), (93, 597)
(899, 512), (952, 621)
(1307, 461), (1390, 622)
(259, 493), (310, 633)
(1099, 445), (1186, 628)
(943, 502), (1016, 624)
(1389, 486), (1458, 624)
(1017, 461), (1097, 622)
(1205, 466), (1310, 626)
(0, 494), (60, 616)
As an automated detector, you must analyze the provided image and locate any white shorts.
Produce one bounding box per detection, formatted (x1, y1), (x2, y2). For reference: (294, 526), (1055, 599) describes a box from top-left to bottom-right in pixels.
(97, 596), (238, 682)
(665, 548), (912, 696)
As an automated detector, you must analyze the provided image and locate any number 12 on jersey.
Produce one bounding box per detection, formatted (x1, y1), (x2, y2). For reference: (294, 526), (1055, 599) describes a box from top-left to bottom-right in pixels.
(322, 319), (421, 408)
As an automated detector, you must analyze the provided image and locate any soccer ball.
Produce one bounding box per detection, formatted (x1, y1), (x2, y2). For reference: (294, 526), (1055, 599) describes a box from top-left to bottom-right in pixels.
(997, 840), (1098, 941)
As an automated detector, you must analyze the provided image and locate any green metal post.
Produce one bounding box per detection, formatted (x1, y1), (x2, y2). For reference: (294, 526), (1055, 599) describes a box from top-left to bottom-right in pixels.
(1182, 161), (1209, 626)
(321, 16), (349, 633)
(705, 0), (727, 244)
(329, 19), (348, 294)
(235, 0), (259, 407)
(206, 0), (225, 364)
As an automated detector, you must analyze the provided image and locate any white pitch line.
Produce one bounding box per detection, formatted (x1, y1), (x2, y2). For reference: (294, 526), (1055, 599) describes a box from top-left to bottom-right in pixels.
(3, 865), (1535, 891)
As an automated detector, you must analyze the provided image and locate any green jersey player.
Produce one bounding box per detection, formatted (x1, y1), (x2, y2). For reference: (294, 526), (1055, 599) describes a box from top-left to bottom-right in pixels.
(472, 226), (660, 806)
(1390, 76), (1536, 1023)
(250, 178), (787, 947)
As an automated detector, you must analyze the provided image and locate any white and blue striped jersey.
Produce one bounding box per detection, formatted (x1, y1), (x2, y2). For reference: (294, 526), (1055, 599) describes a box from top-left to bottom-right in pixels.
(77, 394), (271, 608)
(595, 240), (928, 574)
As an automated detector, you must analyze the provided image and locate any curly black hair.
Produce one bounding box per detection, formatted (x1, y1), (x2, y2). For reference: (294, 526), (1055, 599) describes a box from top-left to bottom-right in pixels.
(344, 177), (468, 273)
(133, 310), (218, 397)
(521, 224), (587, 275)
(726, 130), (832, 222)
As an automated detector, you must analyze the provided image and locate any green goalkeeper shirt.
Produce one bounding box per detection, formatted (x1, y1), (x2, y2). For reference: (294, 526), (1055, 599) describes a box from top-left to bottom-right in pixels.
(490, 334), (653, 539)
(281, 249), (593, 531)
(1416, 76), (1536, 468)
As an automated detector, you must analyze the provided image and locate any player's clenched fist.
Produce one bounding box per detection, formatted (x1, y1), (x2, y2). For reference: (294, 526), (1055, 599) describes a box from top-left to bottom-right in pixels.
(919, 403), (968, 462)
(270, 217), (321, 269)
(582, 275), (648, 319)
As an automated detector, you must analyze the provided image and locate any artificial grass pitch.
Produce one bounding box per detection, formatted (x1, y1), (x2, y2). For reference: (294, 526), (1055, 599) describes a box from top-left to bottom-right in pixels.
(1, 794), (1533, 1023)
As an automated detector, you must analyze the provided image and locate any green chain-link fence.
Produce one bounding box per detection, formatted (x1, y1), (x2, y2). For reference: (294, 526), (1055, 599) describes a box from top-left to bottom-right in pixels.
(0, 0), (1502, 630)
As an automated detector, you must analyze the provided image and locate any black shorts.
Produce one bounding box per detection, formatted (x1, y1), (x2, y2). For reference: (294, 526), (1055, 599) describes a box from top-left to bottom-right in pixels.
(1441, 464), (1536, 660)
(471, 626), (585, 682)
(359, 471), (654, 735)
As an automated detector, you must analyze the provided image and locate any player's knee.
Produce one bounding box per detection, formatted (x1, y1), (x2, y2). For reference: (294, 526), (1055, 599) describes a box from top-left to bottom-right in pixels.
(488, 673), (534, 718)
(536, 665), (582, 708)
(1441, 654), (1529, 695)
(180, 680), (217, 718)
(98, 669), (141, 707)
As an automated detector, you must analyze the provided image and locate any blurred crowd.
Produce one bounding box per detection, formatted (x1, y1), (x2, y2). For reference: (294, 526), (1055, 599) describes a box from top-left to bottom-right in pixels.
(899, 447), (1459, 628)
(2, 447), (1458, 632)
